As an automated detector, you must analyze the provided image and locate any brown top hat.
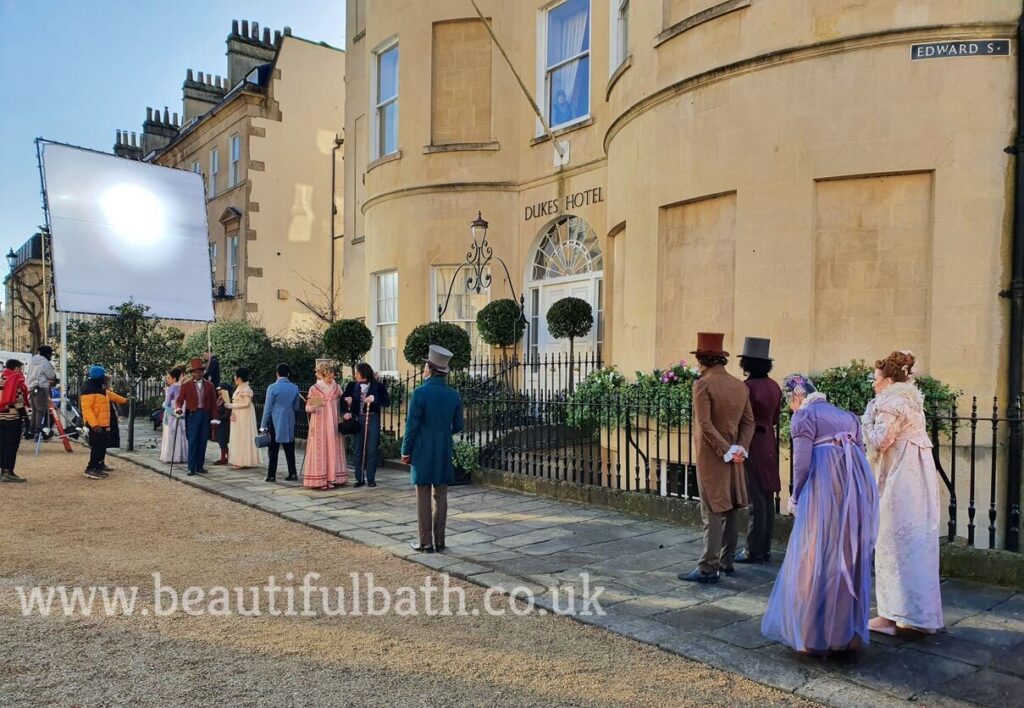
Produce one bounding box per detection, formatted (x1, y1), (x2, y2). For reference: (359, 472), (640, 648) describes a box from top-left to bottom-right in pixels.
(690, 332), (729, 357)
(188, 357), (206, 373)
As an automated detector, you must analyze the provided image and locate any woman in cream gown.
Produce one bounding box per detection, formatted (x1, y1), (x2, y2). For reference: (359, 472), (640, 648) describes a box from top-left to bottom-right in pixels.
(225, 367), (262, 469)
(862, 351), (943, 635)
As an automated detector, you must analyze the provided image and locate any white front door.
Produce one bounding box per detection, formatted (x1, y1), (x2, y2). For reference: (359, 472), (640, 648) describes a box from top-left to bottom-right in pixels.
(538, 277), (594, 356)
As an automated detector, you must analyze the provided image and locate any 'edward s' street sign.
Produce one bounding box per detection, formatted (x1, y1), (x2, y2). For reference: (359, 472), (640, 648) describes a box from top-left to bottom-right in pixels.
(911, 40), (1010, 60)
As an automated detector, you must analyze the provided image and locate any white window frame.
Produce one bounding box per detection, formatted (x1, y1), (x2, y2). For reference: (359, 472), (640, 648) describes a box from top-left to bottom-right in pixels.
(209, 242), (218, 279)
(609, 0), (629, 74)
(537, 0), (592, 135)
(529, 287), (541, 365)
(229, 134), (241, 188)
(371, 39), (399, 159)
(209, 147), (220, 197)
(432, 265), (492, 359)
(226, 236), (239, 295)
(374, 270), (399, 374)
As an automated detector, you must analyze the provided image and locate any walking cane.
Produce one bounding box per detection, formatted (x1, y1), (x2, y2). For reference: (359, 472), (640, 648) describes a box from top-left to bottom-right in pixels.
(167, 411), (182, 480)
(360, 398), (371, 483)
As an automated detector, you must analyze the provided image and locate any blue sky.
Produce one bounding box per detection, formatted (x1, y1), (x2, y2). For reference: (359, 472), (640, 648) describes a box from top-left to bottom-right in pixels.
(0, 0), (346, 297)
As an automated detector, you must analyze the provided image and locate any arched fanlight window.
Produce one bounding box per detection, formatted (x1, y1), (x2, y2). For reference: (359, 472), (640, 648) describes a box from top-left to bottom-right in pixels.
(531, 216), (603, 280)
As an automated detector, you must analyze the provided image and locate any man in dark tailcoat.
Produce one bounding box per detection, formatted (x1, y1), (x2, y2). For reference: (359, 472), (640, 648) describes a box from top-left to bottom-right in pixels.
(735, 337), (783, 565)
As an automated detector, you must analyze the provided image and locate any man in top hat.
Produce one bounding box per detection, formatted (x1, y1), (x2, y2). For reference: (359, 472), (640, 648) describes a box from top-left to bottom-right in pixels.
(735, 337), (783, 565)
(401, 345), (464, 553)
(679, 332), (755, 584)
(175, 357), (219, 476)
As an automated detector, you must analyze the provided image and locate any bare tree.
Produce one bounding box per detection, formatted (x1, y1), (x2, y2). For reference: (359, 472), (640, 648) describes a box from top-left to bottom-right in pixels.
(289, 267), (342, 326)
(7, 267), (45, 352)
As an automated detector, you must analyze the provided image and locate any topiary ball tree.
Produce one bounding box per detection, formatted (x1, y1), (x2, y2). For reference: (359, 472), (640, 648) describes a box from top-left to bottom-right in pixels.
(403, 322), (472, 372)
(546, 296), (593, 391)
(323, 318), (374, 378)
(476, 298), (526, 356)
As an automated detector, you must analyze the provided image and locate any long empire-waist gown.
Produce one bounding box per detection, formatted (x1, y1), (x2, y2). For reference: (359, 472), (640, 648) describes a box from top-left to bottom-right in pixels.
(226, 384), (262, 468)
(862, 381), (944, 631)
(303, 381), (347, 488)
(159, 383), (188, 464)
(762, 396), (879, 652)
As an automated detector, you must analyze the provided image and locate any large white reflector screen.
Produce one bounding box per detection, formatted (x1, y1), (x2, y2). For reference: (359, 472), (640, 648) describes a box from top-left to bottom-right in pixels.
(42, 142), (215, 321)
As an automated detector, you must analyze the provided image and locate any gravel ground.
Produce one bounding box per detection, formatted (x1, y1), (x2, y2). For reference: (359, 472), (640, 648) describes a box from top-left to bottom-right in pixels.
(0, 448), (811, 707)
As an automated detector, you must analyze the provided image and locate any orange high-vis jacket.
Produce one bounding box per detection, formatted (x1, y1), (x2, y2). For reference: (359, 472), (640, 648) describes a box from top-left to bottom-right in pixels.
(81, 386), (128, 429)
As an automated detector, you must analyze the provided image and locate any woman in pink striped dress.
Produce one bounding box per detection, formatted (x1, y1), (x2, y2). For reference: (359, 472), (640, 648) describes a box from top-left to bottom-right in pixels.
(303, 361), (347, 490)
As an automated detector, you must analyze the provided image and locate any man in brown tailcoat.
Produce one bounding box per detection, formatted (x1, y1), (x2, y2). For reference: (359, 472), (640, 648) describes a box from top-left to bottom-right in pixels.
(679, 332), (755, 584)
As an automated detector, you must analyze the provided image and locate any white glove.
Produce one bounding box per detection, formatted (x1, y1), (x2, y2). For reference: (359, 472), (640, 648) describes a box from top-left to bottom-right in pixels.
(787, 497), (797, 515)
(723, 445), (747, 463)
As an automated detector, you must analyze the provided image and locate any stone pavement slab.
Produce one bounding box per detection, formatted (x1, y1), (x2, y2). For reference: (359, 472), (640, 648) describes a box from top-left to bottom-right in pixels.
(110, 434), (1024, 707)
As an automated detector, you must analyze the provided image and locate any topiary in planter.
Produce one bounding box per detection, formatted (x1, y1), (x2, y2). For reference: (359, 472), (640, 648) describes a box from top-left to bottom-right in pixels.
(403, 322), (472, 371)
(323, 319), (373, 378)
(546, 296), (593, 390)
(476, 298), (526, 354)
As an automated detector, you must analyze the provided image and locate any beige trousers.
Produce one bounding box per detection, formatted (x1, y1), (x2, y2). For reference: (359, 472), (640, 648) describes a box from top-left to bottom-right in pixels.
(699, 494), (739, 573)
(416, 484), (448, 548)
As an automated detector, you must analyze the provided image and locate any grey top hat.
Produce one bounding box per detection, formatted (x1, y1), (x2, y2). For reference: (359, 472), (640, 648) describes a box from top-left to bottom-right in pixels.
(425, 344), (454, 373)
(740, 337), (772, 361)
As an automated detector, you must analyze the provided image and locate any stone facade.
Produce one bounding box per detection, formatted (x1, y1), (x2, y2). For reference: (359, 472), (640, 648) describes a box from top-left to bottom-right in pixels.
(343, 0), (1018, 400)
(115, 21), (345, 338)
(3, 232), (46, 354)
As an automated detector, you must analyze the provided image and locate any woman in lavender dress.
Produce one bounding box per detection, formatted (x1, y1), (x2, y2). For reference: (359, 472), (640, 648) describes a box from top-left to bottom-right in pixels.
(761, 374), (879, 654)
(159, 367), (188, 464)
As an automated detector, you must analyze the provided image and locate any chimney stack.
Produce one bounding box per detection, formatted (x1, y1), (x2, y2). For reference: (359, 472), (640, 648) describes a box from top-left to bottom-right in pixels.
(226, 18), (280, 85)
(142, 102), (178, 156)
(113, 127), (143, 160)
(182, 64), (227, 122)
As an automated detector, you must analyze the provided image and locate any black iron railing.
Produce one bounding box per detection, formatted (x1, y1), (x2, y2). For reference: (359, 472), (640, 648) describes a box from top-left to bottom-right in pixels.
(212, 280), (240, 299)
(110, 356), (1024, 552)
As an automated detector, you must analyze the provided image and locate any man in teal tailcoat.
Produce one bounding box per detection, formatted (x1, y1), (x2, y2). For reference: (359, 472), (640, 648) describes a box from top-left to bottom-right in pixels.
(401, 345), (464, 553)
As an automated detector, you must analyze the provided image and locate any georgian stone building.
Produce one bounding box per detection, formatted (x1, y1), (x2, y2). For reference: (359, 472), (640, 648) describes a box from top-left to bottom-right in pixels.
(114, 20), (345, 337)
(3, 231), (47, 354)
(342, 0), (1018, 401)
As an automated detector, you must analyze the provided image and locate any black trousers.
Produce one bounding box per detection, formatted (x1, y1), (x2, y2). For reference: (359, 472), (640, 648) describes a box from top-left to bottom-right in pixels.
(88, 429), (108, 469)
(268, 442), (296, 478)
(744, 463), (775, 560)
(0, 419), (23, 471)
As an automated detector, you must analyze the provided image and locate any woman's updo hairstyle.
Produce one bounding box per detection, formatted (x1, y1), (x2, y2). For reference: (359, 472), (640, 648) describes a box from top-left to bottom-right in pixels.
(875, 350), (916, 383)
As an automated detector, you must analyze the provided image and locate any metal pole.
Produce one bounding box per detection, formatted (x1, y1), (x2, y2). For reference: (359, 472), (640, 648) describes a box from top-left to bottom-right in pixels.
(467, 0), (563, 158)
(1003, 6), (1024, 550)
(330, 134), (343, 322)
(59, 312), (67, 417)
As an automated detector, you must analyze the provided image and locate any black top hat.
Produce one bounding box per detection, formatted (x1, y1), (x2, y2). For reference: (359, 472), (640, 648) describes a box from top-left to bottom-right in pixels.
(740, 337), (772, 361)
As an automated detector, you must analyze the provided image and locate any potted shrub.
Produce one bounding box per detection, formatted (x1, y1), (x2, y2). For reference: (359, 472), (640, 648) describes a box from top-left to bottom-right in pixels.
(403, 321), (472, 371)
(545, 296), (593, 392)
(323, 319), (374, 378)
(452, 440), (479, 485)
(476, 298), (527, 358)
